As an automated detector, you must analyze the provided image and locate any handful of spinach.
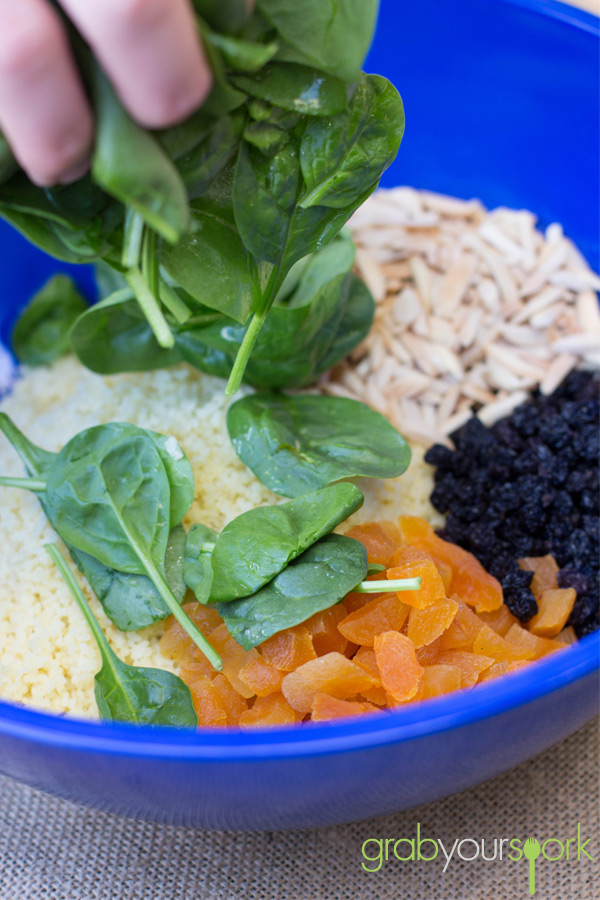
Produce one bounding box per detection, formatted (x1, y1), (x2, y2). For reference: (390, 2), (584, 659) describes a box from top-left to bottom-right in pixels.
(2, 1), (404, 395)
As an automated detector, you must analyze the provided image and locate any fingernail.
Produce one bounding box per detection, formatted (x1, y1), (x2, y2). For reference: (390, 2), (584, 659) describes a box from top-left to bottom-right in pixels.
(59, 157), (90, 185)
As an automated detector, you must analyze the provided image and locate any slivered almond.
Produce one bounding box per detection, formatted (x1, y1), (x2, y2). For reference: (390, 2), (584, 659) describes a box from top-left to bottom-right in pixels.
(435, 256), (476, 315)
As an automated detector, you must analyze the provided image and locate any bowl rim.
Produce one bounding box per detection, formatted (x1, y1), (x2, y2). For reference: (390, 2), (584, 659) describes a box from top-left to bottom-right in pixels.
(500, 0), (599, 34)
(0, 632), (597, 760)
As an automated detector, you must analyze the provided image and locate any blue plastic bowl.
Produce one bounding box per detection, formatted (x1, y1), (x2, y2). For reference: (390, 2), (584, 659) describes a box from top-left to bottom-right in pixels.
(0, 0), (598, 830)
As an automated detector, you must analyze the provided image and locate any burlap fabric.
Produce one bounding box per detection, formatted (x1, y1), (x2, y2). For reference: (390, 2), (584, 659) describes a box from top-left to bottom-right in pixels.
(0, 719), (597, 900)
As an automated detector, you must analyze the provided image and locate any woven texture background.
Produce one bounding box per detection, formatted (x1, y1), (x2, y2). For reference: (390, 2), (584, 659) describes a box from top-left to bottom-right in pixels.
(0, 719), (597, 900)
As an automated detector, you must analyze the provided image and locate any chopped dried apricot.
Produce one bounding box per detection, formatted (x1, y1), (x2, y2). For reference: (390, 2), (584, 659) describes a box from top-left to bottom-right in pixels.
(186, 674), (227, 727)
(346, 521), (402, 567)
(281, 652), (378, 714)
(529, 588), (576, 638)
(436, 650), (494, 687)
(238, 657), (284, 697)
(556, 626), (577, 645)
(479, 661), (529, 682)
(304, 605), (349, 656)
(179, 655), (216, 682)
(399, 516), (503, 612)
(391, 544), (431, 567)
(352, 646), (387, 705)
(415, 636), (443, 666)
(374, 631), (423, 702)
(311, 693), (381, 721)
(407, 597), (459, 648)
(415, 664), (462, 699)
(160, 603), (222, 662)
(478, 605), (519, 637)
(209, 623), (259, 698)
(212, 674), (248, 725)
(387, 558), (445, 609)
(238, 693), (297, 728)
(338, 593), (409, 646)
(260, 624), (316, 672)
(439, 599), (485, 650)
(504, 623), (567, 659)
(518, 555), (559, 598)
(473, 624), (536, 662)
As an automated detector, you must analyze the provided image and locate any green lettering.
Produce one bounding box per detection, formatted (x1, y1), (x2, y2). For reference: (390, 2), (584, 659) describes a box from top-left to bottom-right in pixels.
(361, 839), (384, 873)
(542, 839), (564, 861)
(508, 838), (523, 862)
(393, 838), (415, 862)
(417, 822), (438, 861)
(577, 823), (594, 861)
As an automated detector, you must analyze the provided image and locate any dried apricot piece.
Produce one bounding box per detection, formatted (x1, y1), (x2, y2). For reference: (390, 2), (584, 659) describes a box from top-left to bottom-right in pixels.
(179, 655), (216, 683)
(212, 674), (248, 725)
(374, 631), (423, 702)
(528, 588), (576, 638)
(304, 605), (349, 656)
(352, 647), (387, 705)
(238, 657), (283, 697)
(399, 516), (502, 612)
(311, 693), (381, 721)
(479, 661), (529, 681)
(556, 626), (577, 645)
(439, 598), (484, 650)
(346, 521), (402, 567)
(209, 623), (260, 698)
(415, 664), (462, 699)
(473, 624), (536, 662)
(239, 693), (297, 728)
(185, 673), (227, 727)
(407, 597), (459, 648)
(436, 650), (494, 687)
(518, 555), (559, 597)
(478, 605), (519, 637)
(415, 636), (443, 666)
(391, 545), (431, 567)
(260, 624), (317, 672)
(504, 623), (567, 659)
(281, 652), (378, 713)
(338, 592), (409, 646)
(160, 603), (222, 662)
(387, 559), (445, 609)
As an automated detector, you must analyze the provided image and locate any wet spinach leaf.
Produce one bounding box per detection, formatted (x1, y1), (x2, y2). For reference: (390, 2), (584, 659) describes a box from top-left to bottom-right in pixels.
(215, 533), (367, 649)
(207, 32), (278, 73)
(300, 74), (405, 209)
(232, 63), (347, 116)
(47, 543), (198, 726)
(92, 67), (189, 244)
(256, 0), (378, 83)
(227, 393), (412, 497)
(183, 523), (219, 603)
(209, 482), (363, 602)
(12, 274), (88, 366)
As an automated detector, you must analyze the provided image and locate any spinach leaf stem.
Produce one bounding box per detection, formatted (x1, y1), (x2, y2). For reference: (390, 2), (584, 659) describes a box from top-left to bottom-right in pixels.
(353, 577), (422, 593)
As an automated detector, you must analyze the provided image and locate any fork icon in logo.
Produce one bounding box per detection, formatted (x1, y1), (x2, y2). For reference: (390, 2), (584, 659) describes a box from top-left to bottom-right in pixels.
(523, 837), (541, 895)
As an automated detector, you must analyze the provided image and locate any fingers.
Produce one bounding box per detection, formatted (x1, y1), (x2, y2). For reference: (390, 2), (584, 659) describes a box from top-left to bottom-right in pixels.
(0, 0), (94, 186)
(59, 0), (212, 129)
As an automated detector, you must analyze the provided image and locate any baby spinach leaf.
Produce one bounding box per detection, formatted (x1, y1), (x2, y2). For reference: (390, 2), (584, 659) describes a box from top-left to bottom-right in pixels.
(215, 533), (367, 649)
(147, 431), (194, 528)
(0, 208), (97, 263)
(227, 393), (412, 497)
(300, 74), (405, 209)
(12, 274), (88, 366)
(175, 114), (243, 199)
(256, 0), (378, 83)
(314, 274), (374, 374)
(44, 424), (221, 668)
(207, 32), (278, 72)
(183, 523), (219, 603)
(92, 67), (189, 243)
(46, 543), (198, 726)
(0, 130), (18, 184)
(0, 172), (108, 231)
(160, 187), (265, 325)
(70, 290), (181, 375)
(193, 0), (250, 36)
(232, 64), (347, 117)
(69, 524), (187, 632)
(209, 482), (363, 602)
(0, 415), (189, 632)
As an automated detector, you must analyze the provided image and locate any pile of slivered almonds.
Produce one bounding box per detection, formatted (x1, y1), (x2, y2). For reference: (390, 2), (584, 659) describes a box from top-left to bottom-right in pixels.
(320, 188), (600, 447)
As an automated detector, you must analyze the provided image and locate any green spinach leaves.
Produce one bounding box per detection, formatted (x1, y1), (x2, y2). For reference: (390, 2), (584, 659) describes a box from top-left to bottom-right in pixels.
(47, 543), (198, 726)
(11, 275), (88, 367)
(227, 393), (412, 497)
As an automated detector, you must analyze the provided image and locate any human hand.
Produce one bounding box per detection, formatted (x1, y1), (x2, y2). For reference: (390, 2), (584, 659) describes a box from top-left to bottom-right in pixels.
(0, 0), (213, 187)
